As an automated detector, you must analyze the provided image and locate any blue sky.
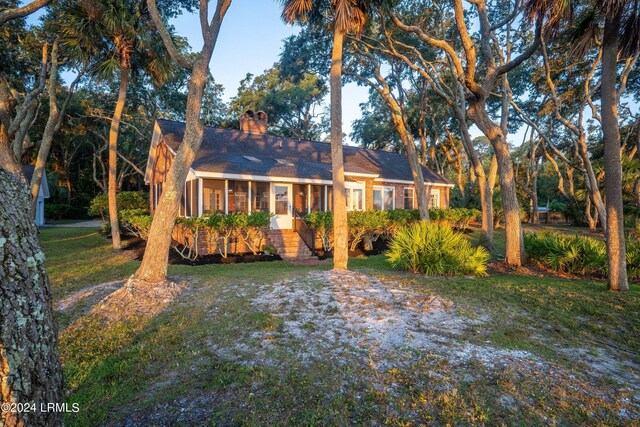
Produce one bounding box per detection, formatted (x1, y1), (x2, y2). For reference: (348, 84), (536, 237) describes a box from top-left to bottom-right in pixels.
(170, 0), (370, 144)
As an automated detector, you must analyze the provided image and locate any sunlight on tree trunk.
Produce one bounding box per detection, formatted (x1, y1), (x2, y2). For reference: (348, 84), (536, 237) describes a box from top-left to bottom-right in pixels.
(330, 29), (349, 270)
(601, 11), (628, 291)
(469, 102), (524, 266)
(128, 0), (231, 287)
(108, 65), (130, 251)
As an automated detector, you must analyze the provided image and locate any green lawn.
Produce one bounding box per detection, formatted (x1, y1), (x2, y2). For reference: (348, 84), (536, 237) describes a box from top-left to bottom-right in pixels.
(40, 227), (640, 426)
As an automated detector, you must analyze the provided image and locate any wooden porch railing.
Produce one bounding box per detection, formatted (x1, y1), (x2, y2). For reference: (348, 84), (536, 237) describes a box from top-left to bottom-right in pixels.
(293, 209), (316, 256)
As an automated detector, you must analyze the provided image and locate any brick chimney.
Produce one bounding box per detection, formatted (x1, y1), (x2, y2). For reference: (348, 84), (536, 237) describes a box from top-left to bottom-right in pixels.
(240, 109), (268, 134)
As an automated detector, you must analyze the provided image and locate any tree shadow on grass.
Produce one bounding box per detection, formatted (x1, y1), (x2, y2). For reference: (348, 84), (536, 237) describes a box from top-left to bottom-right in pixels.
(59, 280), (186, 426)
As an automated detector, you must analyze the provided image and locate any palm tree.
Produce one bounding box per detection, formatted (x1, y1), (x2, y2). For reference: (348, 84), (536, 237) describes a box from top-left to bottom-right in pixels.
(526, 0), (639, 291)
(281, 0), (375, 270)
(57, 0), (174, 250)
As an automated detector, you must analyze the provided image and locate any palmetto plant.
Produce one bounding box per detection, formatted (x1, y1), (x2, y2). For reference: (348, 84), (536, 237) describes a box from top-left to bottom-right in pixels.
(56, 0), (175, 250)
(387, 222), (490, 277)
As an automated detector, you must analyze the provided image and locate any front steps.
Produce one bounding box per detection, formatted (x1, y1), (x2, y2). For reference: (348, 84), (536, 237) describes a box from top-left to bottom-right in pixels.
(268, 229), (315, 260)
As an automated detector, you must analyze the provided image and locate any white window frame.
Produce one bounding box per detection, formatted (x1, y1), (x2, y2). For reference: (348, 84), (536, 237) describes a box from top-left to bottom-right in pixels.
(403, 187), (415, 209)
(345, 181), (366, 211)
(373, 185), (395, 210)
(429, 188), (440, 208)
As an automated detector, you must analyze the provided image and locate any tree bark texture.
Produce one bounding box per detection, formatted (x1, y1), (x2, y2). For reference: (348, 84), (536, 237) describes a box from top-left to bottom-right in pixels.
(0, 170), (63, 427)
(30, 42), (59, 215)
(132, 0), (231, 284)
(601, 12), (628, 291)
(108, 66), (129, 250)
(330, 29), (349, 270)
(469, 100), (524, 265)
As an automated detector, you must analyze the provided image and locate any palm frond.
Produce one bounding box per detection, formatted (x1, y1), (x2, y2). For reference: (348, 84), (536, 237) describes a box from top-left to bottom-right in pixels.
(620, 5), (640, 57)
(281, 0), (313, 24)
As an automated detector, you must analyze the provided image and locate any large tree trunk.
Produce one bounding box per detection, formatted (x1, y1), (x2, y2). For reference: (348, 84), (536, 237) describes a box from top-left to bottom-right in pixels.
(469, 101), (524, 266)
(452, 105), (494, 250)
(330, 29), (349, 270)
(576, 135), (607, 232)
(0, 171), (64, 427)
(130, 0), (229, 285)
(108, 66), (129, 251)
(601, 12), (628, 291)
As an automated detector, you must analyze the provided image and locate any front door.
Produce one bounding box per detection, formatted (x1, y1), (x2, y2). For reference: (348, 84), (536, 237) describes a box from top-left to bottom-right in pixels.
(271, 183), (292, 229)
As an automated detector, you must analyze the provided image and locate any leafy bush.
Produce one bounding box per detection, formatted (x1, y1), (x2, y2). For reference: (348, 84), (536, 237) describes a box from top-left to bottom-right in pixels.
(203, 212), (271, 257)
(119, 209), (153, 240)
(548, 200), (567, 213)
(386, 222), (489, 276)
(386, 209), (420, 235)
(304, 211), (334, 251)
(625, 236), (640, 281)
(524, 232), (607, 276)
(347, 210), (389, 251)
(89, 192), (148, 220)
(430, 208), (480, 230)
(174, 216), (206, 260)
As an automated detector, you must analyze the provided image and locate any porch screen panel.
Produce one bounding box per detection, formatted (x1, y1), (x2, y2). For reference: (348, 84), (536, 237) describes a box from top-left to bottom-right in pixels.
(251, 182), (270, 212)
(229, 181), (249, 213)
(293, 184), (308, 213)
(202, 179), (225, 214)
(182, 182), (192, 216)
(326, 186), (333, 211)
(189, 181), (197, 216)
(310, 185), (322, 212)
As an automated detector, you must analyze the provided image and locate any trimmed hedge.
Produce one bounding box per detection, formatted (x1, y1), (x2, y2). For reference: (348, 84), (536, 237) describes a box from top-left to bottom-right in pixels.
(386, 222), (489, 276)
(305, 208), (480, 252)
(89, 192), (148, 220)
(120, 210), (272, 260)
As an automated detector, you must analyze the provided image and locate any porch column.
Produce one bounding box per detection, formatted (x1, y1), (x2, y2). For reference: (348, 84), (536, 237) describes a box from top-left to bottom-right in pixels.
(324, 185), (328, 211)
(248, 180), (252, 214)
(224, 179), (229, 214)
(197, 178), (203, 216)
(307, 184), (311, 213)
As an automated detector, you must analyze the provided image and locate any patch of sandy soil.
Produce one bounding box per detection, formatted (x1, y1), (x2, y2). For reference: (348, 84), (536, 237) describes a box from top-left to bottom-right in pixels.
(55, 280), (125, 312)
(243, 270), (536, 370)
(116, 270), (639, 425)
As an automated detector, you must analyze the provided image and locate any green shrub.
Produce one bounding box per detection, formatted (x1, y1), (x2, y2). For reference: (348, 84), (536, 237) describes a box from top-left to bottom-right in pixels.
(524, 232), (607, 276)
(119, 209), (153, 240)
(347, 210), (389, 251)
(203, 212), (272, 257)
(430, 208), (480, 230)
(88, 192), (148, 220)
(626, 236), (640, 281)
(386, 222), (489, 276)
(548, 200), (567, 213)
(386, 209), (420, 235)
(304, 211), (334, 251)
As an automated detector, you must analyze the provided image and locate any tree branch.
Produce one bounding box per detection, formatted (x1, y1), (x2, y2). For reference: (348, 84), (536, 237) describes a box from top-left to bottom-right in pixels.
(0, 0), (52, 26)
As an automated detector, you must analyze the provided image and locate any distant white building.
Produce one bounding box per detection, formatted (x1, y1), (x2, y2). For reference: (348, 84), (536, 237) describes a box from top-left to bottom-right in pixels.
(23, 165), (50, 226)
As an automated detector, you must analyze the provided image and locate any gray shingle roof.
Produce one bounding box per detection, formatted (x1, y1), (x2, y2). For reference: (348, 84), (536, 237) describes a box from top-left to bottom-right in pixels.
(156, 119), (451, 185)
